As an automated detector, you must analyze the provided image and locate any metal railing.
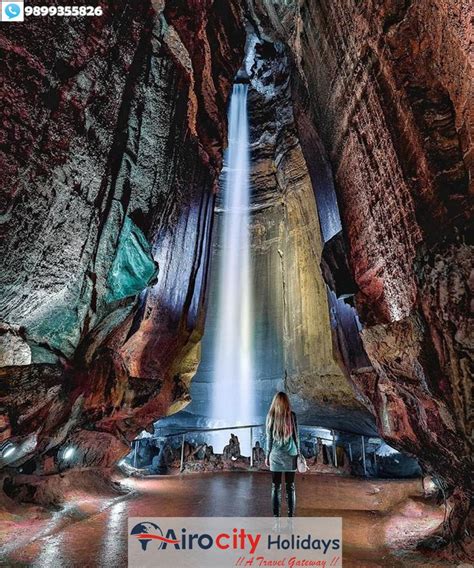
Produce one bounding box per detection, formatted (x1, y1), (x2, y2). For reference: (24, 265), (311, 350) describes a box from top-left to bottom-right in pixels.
(132, 422), (377, 476)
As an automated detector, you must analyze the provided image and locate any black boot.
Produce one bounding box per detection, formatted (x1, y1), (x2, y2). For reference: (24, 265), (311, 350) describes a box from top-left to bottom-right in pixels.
(271, 482), (281, 517)
(286, 482), (296, 517)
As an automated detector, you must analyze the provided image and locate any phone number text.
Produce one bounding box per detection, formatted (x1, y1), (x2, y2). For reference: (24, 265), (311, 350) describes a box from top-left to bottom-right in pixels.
(25, 6), (103, 16)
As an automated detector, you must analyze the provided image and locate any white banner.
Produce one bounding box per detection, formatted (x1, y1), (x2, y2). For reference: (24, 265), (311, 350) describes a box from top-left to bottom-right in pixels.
(128, 517), (342, 567)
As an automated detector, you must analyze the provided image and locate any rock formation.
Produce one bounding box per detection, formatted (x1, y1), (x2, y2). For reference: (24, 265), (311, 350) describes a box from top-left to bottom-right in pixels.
(246, 32), (371, 430)
(223, 433), (241, 460)
(0, 0), (471, 550)
(247, 0), (472, 544)
(0, 0), (246, 469)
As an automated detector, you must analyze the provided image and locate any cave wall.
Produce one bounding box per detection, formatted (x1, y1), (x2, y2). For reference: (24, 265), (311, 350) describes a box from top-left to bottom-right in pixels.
(246, 37), (375, 433)
(248, 0), (472, 539)
(0, 0), (245, 469)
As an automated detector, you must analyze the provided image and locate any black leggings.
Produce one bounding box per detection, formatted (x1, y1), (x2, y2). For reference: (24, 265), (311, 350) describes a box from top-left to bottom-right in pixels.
(272, 471), (295, 486)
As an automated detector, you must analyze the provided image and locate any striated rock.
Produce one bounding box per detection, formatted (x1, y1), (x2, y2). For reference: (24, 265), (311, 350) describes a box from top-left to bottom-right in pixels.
(245, 38), (373, 432)
(63, 430), (130, 469)
(105, 217), (158, 303)
(0, 0), (245, 468)
(0, 325), (31, 368)
(417, 239), (472, 444)
(3, 469), (128, 508)
(247, 0), (472, 543)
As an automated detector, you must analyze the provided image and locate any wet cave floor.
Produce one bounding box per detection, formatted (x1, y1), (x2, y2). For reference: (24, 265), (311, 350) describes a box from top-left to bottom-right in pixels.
(0, 472), (453, 567)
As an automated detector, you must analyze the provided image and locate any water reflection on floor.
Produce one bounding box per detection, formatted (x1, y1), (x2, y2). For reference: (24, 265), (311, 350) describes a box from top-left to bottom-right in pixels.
(2, 473), (451, 567)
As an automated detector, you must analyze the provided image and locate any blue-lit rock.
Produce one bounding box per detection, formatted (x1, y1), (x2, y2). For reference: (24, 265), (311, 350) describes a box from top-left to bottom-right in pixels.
(105, 217), (158, 303)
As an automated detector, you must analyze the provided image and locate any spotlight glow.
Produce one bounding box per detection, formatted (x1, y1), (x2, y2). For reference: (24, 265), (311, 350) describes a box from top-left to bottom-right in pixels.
(2, 446), (15, 458)
(212, 83), (254, 454)
(63, 447), (75, 460)
(376, 442), (400, 457)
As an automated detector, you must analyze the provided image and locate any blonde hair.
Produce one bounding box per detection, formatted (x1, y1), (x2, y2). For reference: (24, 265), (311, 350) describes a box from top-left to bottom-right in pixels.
(266, 391), (293, 443)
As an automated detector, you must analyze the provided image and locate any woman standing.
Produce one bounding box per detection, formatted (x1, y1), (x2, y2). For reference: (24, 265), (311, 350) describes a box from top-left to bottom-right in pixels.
(265, 392), (300, 517)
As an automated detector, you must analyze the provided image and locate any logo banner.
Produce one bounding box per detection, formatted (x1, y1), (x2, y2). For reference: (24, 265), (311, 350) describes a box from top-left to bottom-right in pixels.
(128, 517), (342, 567)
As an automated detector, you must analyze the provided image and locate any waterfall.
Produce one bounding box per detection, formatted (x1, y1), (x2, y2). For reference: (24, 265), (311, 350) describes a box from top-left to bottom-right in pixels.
(211, 83), (254, 452)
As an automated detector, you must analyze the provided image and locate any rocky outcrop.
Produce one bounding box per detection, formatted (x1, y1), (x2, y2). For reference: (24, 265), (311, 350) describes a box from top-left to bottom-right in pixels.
(248, 0), (472, 544)
(0, 0), (245, 470)
(0, 325), (31, 368)
(245, 36), (374, 432)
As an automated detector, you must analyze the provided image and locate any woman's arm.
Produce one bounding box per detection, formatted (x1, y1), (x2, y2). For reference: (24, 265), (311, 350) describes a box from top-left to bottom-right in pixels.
(292, 412), (300, 453)
(266, 420), (273, 458)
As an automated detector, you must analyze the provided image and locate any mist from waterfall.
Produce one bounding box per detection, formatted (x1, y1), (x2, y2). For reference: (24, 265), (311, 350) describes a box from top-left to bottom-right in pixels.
(212, 83), (254, 452)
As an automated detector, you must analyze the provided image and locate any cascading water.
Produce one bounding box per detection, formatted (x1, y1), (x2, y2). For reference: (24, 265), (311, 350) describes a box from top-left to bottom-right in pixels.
(211, 83), (254, 454)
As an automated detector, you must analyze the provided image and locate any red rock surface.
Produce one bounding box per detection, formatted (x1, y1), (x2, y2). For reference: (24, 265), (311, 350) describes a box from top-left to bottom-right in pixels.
(249, 0), (472, 543)
(0, 0), (245, 469)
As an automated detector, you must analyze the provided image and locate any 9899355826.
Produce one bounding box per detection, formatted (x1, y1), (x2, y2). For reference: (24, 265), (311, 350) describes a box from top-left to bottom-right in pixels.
(25, 5), (103, 17)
